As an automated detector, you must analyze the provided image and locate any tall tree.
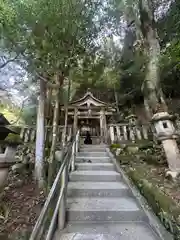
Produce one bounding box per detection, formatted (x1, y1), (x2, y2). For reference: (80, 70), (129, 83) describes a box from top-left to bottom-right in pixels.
(1, 0), (102, 187)
(35, 78), (46, 188)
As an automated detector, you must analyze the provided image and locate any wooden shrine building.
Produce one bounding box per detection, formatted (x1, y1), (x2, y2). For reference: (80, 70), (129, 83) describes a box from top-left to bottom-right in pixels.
(61, 90), (116, 143)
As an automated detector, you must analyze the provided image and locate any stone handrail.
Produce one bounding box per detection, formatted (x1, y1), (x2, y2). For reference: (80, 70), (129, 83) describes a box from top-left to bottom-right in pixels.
(29, 130), (80, 240)
(108, 123), (151, 143)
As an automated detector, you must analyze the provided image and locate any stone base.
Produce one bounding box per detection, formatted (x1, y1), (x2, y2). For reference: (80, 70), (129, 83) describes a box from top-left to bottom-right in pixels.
(165, 170), (180, 180)
(0, 168), (8, 190)
(162, 139), (180, 171)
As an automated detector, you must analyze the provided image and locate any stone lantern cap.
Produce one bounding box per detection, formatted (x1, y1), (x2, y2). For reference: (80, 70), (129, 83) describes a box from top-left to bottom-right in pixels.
(126, 114), (137, 120)
(151, 112), (176, 123)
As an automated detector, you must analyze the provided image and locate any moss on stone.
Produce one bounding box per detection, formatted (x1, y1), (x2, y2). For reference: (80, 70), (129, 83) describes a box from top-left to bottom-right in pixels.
(110, 143), (122, 149)
(4, 133), (22, 145)
(111, 140), (154, 151)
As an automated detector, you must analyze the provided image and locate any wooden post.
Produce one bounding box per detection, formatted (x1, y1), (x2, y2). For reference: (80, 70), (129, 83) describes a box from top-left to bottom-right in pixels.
(61, 127), (66, 147)
(100, 110), (103, 143)
(103, 113), (108, 143)
(73, 108), (78, 135)
(109, 125), (115, 144)
(67, 126), (72, 142)
(71, 142), (75, 172)
(75, 131), (79, 153)
(48, 129), (53, 144)
(20, 127), (24, 140)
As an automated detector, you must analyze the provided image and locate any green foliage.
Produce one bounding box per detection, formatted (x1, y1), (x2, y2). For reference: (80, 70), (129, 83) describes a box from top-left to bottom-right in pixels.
(128, 169), (180, 239)
(0, 104), (24, 125)
(160, 39), (180, 98)
(1, 0), (180, 109)
(21, 105), (36, 125)
(0, 0), (103, 95)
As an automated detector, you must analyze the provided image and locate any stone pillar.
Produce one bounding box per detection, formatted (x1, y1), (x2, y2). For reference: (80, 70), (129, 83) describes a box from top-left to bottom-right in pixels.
(24, 128), (30, 143)
(142, 125), (148, 140)
(136, 126), (142, 140)
(30, 129), (36, 142)
(152, 112), (180, 177)
(100, 109), (107, 143)
(129, 126), (135, 143)
(73, 108), (78, 135)
(123, 125), (128, 141)
(109, 125), (115, 144)
(116, 126), (122, 141)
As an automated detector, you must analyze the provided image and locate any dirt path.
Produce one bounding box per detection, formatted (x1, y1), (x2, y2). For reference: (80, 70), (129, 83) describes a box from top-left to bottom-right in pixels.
(0, 171), (45, 240)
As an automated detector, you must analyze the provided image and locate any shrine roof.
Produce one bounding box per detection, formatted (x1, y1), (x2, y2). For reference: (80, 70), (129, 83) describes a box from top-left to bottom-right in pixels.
(69, 90), (110, 108)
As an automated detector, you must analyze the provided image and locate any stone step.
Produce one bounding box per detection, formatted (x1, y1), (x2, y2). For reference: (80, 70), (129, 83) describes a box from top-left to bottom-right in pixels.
(81, 145), (107, 148)
(69, 171), (121, 182)
(67, 182), (131, 197)
(78, 152), (108, 157)
(55, 222), (160, 240)
(67, 197), (144, 222)
(76, 156), (111, 163)
(80, 148), (106, 152)
(76, 163), (115, 171)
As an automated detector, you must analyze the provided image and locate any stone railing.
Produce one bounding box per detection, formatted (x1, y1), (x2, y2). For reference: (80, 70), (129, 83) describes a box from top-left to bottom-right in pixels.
(19, 125), (72, 144)
(108, 123), (152, 144)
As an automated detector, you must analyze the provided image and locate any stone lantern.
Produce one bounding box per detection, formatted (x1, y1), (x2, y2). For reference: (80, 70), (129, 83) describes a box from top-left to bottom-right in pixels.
(126, 114), (138, 142)
(0, 114), (20, 190)
(0, 143), (18, 189)
(126, 114), (138, 126)
(151, 112), (180, 177)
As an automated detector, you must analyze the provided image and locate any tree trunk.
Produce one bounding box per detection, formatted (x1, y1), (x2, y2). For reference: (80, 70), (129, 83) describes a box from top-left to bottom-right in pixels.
(46, 87), (52, 125)
(47, 72), (64, 189)
(139, 0), (162, 114)
(35, 78), (46, 188)
(144, 97), (152, 120)
(114, 86), (121, 117)
(62, 77), (71, 146)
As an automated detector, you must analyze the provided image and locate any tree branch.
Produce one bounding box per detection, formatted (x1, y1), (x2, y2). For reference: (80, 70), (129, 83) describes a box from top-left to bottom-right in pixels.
(0, 53), (21, 69)
(35, 72), (61, 88)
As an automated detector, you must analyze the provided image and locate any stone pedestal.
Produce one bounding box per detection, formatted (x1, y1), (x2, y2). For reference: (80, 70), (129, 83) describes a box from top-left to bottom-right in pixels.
(0, 145), (17, 189)
(152, 112), (180, 174)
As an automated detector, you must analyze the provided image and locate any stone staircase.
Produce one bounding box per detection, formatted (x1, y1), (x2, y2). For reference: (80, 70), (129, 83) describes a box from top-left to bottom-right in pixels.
(54, 145), (168, 240)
